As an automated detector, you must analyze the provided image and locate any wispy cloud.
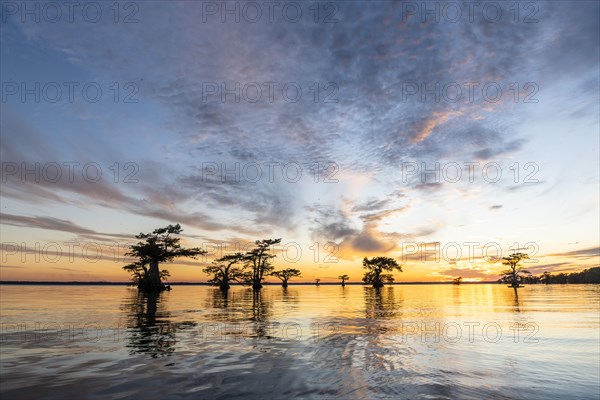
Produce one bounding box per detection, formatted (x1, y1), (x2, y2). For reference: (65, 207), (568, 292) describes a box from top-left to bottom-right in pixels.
(547, 247), (600, 259)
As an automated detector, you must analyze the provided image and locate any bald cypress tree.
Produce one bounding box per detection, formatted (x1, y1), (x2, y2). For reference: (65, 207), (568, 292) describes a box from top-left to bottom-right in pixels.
(362, 256), (402, 288)
(244, 239), (281, 289)
(500, 253), (530, 288)
(123, 224), (205, 292)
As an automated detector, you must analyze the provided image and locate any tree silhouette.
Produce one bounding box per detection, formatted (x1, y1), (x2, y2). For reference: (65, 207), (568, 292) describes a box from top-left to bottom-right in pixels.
(315, 278), (321, 286)
(362, 256), (402, 288)
(123, 224), (206, 292)
(271, 268), (301, 288)
(453, 276), (463, 285)
(541, 271), (552, 284)
(339, 274), (349, 286)
(244, 239), (281, 290)
(530, 267), (600, 284)
(203, 253), (246, 291)
(500, 252), (530, 288)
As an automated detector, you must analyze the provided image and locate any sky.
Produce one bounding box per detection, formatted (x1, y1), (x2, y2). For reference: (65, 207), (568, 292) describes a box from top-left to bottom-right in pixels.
(1, 1), (598, 283)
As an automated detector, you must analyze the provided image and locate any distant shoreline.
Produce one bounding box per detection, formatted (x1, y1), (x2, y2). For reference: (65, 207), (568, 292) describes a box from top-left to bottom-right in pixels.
(0, 280), (561, 286)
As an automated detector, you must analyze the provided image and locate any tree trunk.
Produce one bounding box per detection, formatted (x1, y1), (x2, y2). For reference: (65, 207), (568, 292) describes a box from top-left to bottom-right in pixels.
(282, 281), (288, 288)
(373, 268), (383, 288)
(510, 266), (519, 288)
(220, 276), (230, 291)
(141, 259), (165, 292)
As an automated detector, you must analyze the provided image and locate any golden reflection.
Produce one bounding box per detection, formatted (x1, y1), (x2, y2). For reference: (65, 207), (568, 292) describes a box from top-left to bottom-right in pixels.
(512, 287), (522, 312)
(363, 287), (402, 319)
(281, 286), (300, 302)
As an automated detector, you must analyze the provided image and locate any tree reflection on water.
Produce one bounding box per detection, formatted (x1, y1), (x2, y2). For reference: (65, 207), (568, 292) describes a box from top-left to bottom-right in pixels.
(363, 286), (403, 320)
(122, 290), (177, 358)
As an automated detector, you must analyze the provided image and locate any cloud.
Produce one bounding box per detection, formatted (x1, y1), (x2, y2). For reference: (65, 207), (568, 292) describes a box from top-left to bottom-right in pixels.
(5, 0), (564, 176)
(351, 198), (393, 212)
(0, 212), (129, 241)
(308, 206), (359, 242)
(411, 111), (464, 143)
(431, 264), (496, 281)
(51, 267), (89, 272)
(547, 247), (600, 259)
(523, 262), (570, 275)
(309, 188), (416, 258)
(1, 1), (598, 268)
(344, 226), (396, 253)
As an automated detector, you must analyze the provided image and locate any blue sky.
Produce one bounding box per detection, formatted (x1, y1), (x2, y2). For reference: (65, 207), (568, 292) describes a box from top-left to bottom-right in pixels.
(1, 1), (598, 282)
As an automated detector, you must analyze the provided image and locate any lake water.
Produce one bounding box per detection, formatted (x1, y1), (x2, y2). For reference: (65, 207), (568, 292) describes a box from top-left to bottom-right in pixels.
(1, 284), (599, 399)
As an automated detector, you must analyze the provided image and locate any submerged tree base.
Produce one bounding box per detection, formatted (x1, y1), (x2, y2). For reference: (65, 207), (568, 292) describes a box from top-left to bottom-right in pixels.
(138, 282), (170, 292)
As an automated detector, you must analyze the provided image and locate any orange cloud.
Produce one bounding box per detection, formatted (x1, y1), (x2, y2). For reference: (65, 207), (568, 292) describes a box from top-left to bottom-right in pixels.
(412, 110), (464, 143)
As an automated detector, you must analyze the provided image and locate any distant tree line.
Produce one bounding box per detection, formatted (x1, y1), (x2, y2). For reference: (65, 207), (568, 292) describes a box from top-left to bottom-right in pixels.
(505, 267), (600, 284)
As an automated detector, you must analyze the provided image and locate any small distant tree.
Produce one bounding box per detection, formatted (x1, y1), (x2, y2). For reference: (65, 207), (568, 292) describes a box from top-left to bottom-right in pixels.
(245, 239), (281, 289)
(271, 268), (301, 288)
(500, 253), (530, 288)
(453, 276), (462, 285)
(339, 274), (349, 286)
(315, 278), (321, 286)
(362, 256), (402, 288)
(123, 224), (206, 292)
(203, 253), (246, 291)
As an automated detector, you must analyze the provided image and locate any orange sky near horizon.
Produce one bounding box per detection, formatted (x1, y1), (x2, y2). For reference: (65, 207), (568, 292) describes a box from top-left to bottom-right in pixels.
(1, 239), (596, 283)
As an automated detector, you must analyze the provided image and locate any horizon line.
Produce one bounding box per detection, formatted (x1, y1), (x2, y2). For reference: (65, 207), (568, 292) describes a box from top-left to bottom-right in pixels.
(0, 280), (505, 285)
